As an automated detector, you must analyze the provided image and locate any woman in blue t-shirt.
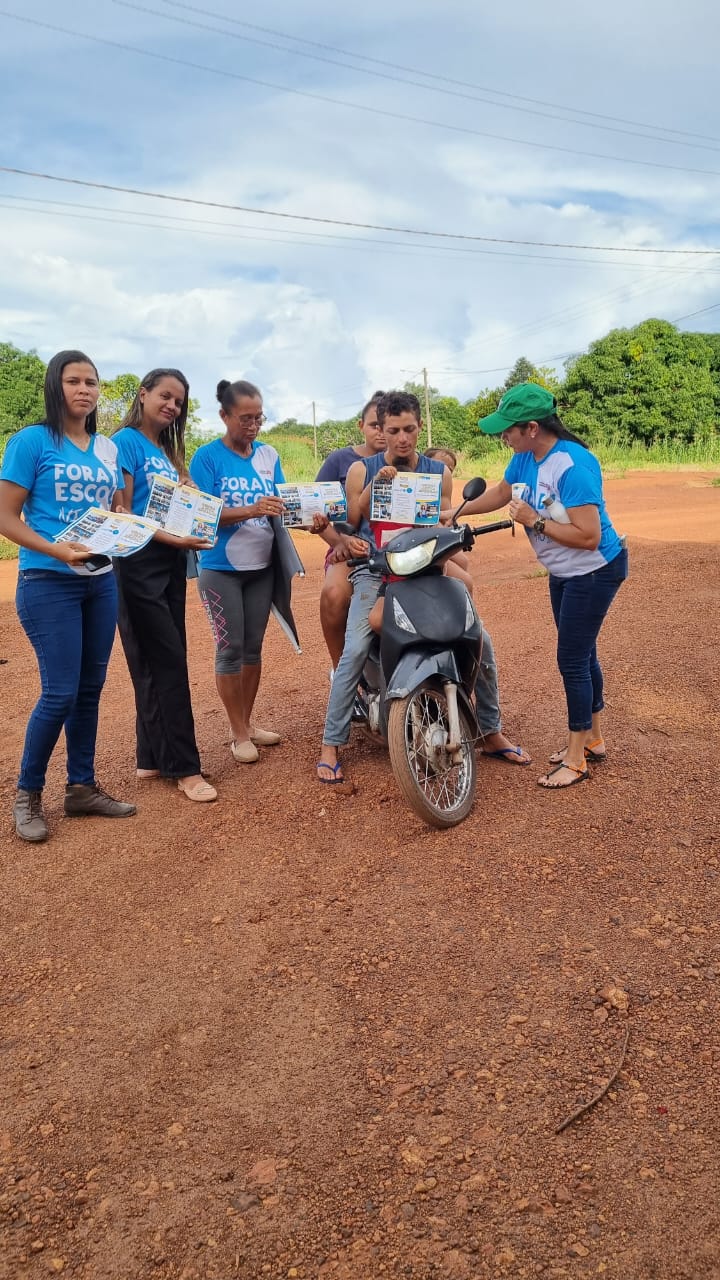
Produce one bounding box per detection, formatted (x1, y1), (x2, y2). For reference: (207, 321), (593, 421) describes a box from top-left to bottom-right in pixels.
(189, 379), (285, 764)
(460, 383), (628, 790)
(113, 369), (217, 803)
(0, 349), (136, 842)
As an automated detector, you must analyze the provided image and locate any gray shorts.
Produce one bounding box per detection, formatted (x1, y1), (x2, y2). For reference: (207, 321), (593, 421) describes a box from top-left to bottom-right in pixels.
(198, 566), (274, 673)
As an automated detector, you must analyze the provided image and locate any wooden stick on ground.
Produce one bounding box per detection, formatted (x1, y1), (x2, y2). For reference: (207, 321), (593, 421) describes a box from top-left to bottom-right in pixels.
(555, 1024), (630, 1135)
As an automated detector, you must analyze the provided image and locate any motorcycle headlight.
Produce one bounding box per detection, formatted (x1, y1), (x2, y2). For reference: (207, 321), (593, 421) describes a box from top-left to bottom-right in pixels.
(386, 538), (437, 576)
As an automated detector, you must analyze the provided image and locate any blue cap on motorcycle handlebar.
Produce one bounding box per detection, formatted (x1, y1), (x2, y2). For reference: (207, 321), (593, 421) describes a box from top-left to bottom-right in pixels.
(478, 382), (557, 434)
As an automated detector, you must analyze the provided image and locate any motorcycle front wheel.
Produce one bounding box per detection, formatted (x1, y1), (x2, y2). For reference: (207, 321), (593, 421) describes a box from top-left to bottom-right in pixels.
(387, 681), (477, 828)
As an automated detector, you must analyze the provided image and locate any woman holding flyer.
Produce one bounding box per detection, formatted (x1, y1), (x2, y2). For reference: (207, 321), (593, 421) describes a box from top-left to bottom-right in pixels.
(462, 383), (627, 789)
(189, 379), (285, 764)
(113, 369), (217, 803)
(0, 349), (136, 842)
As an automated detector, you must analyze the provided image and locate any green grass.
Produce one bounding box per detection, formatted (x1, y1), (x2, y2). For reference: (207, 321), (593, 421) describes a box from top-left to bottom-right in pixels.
(0, 537), (17, 560)
(589, 436), (720, 473)
(267, 433), (720, 484)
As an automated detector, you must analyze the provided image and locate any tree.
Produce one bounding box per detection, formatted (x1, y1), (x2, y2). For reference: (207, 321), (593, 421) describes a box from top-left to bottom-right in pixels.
(96, 373), (140, 434)
(187, 397), (202, 429)
(530, 365), (562, 396)
(461, 386), (504, 456)
(562, 319), (717, 445)
(0, 343), (46, 442)
(403, 379), (440, 408)
(426, 395), (468, 451)
(503, 357), (537, 390)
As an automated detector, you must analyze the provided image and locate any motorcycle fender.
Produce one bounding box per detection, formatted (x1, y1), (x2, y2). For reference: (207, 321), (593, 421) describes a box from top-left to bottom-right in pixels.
(386, 648), (459, 700)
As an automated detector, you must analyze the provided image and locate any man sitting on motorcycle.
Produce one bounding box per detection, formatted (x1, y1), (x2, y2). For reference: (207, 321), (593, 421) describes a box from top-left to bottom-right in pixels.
(316, 391), (531, 783)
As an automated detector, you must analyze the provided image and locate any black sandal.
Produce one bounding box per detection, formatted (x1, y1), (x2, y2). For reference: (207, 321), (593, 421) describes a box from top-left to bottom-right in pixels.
(538, 762), (589, 789)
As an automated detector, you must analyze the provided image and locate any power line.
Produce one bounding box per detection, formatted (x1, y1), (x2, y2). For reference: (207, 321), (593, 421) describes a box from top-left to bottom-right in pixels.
(410, 242), (711, 370)
(153, 0), (720, 148)
(671, 300), (720, 323)
(432, 352), (575, 375)
(438, 257), (709, 367)
(5, 9), (720, 184)
(115, 0), (720, 156)
(2, 166), (719, 256)
(8, 190), (720, 279)
(9, 194), (720, 278)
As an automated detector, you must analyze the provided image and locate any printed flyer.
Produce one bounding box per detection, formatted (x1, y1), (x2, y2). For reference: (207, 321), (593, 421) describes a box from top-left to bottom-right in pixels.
(277, 482), (347, 528)
(370, 473), (442, 526)
(144, 475), (222, 541)
(54, 508), (157, 557)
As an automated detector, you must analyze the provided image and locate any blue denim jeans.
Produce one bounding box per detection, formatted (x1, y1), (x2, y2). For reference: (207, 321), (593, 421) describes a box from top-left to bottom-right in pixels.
(548, 548), (628, 733)
(323, 569), (381, 746)
(15, 569), (118, 791)
(322, 569), (503, 746)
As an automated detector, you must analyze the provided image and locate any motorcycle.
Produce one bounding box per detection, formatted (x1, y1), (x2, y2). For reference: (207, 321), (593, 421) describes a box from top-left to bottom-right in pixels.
(337, 478), (514, 829)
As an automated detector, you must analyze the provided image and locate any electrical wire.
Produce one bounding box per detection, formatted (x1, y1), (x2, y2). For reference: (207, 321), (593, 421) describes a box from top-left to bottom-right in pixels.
(115, 0), (720, 156)
(671, 300), (720, 323)
(152, 0), (720, 148)
(8, 191), (718, 273)
(1, 165), (719, 256)
(413, 246), (712, 370)
(4, 9), (720, 183)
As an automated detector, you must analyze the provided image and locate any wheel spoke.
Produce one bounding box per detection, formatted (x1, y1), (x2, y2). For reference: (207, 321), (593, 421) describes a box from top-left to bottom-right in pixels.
(402, 688), (473, 816)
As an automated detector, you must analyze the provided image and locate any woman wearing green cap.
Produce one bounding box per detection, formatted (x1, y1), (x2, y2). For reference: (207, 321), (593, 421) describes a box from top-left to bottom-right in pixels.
(457, 382), (627, 789)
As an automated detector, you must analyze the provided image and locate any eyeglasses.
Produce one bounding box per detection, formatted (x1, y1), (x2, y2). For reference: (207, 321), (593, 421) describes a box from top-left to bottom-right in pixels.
(233, 413), (266, 426)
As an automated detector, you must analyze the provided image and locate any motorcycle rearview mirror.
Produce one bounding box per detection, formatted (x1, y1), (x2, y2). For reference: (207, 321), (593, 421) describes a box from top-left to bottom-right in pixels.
(462, 477), (487, 502)
(451, 476), (487, 524)
(331, 520), (357, 537)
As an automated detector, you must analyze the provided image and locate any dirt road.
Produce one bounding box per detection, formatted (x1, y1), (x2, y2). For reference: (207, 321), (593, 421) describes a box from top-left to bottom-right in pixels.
(1, 471), (719, 1278)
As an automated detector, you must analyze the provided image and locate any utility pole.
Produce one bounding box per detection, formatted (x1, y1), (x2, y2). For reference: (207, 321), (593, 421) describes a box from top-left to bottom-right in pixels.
(422, 367), (433, 449)
(312, 400), (317, 461)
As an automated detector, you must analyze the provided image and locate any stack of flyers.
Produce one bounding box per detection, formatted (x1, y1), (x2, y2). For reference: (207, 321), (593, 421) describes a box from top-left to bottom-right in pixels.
(144, 475), (222, 542)
(277, 482), (347, 528)
(370, 473), (442, 526)
(54, 508), (157, 558)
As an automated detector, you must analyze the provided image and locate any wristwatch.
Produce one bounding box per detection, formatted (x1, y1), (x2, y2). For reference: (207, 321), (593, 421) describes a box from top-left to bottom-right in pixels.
(532, 514), (546, 535)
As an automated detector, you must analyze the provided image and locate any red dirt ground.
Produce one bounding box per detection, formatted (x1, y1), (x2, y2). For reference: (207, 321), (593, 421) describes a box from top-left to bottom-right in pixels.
(1, 470), (719, 1280)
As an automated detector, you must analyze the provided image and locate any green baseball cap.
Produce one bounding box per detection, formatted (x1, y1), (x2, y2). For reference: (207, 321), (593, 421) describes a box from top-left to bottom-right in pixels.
(478, 382), (557, 434)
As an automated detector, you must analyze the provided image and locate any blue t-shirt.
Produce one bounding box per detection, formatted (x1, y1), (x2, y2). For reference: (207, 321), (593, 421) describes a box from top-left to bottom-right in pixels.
(189, 438), (285, 572)
(113, 427), (179, 516)
(316, 446), (367, 489)
(0, 424), (123, 574)
(505, 440), (622, 578)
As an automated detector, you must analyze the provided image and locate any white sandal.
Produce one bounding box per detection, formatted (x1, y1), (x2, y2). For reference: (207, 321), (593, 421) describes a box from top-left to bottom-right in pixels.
(249, 726), (281, 746)
(231, 739), (259, 764)
(177, 778), (218, 802)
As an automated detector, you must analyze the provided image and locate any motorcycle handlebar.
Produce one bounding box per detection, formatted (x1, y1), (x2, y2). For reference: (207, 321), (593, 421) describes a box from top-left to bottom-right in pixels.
(347, 555), (371, 568)
(470, 519), (514, 536)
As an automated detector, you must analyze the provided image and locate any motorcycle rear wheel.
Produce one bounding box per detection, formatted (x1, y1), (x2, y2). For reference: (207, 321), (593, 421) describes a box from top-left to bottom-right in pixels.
(387, 681), (477, 828)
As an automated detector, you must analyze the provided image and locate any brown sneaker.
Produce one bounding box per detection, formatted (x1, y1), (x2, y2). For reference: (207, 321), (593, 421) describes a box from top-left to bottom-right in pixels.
(64, 783), (137, 818)
(13, 789), (49, 843)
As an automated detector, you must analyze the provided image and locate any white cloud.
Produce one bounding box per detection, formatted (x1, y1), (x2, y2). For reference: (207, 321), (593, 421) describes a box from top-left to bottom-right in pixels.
(2, 0), (720, 426)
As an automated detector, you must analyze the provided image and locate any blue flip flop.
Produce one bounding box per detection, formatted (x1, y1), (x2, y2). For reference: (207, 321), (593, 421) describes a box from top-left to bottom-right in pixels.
(481, 745), (532, 766)
(316, 761), (345, 784)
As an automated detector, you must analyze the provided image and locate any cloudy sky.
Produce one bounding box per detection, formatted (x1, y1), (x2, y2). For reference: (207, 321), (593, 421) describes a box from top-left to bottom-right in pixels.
(2, 0), (720, 425)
